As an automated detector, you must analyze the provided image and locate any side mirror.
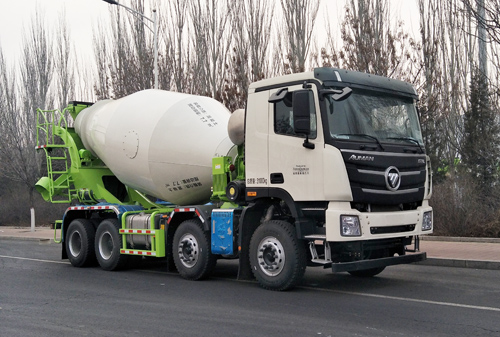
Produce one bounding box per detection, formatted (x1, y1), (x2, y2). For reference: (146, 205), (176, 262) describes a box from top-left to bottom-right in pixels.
(293, 90), (311, 135)
(320, 87), (352, 102)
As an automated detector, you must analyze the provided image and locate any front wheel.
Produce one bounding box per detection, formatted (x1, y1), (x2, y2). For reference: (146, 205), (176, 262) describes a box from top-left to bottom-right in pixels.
(95, 219), (128, 271)
(173, 219), (216, 280)
(249, 220), (306, 291)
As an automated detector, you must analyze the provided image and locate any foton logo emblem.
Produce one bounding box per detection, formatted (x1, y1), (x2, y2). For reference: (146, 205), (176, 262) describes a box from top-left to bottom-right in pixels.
(385, 166), (401, 191)
(349, 154), (374, 162)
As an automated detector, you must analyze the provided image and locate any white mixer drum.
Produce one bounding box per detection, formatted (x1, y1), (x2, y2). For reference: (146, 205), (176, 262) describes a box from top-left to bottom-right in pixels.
(75, 89), (234, 205)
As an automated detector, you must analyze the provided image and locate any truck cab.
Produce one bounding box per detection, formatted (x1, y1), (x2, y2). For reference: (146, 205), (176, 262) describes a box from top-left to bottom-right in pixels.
(242, 68), (432, 281)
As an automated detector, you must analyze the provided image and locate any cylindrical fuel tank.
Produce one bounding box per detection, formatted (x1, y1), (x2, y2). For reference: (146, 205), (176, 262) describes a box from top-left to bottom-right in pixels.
(74, 89), (235, 205)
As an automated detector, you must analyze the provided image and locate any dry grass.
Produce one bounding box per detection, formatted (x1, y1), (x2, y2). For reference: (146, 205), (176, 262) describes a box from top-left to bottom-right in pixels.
(430, 173), (500, 238)
(0, 179), (67, 227)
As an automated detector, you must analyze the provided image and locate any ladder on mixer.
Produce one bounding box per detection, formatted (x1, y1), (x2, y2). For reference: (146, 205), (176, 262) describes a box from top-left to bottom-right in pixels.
(35, 108), (75, 203)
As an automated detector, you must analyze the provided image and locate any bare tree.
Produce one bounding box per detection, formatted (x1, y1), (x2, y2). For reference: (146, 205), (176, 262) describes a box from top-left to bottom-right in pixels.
(94, 1), (158, 99)
(54, 8), (75, 110)
(93, 20), (112, 99)
(0, 8), (54, 226)
(20, 9), (54, 111)
(166, 0), (189, 92)
(277, 0), (319, 73)
(462, 0), (500, 44)
(0, 50), (19, 166)
(332, 0), (420, 81)
(222, 0), (275, 111)
(417, 0), (476, 179)
(189, 0), (234, 99)
(246, 0), (275, 82)
(418, 0), (447, 176)
(416, 0), (500, 236)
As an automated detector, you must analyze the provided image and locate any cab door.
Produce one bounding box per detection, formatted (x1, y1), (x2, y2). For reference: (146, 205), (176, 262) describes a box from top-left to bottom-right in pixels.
(268, 84), (325, 201)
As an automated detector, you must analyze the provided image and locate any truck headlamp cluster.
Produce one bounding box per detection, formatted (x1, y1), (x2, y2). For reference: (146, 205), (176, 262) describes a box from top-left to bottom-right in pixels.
(422, 211), (433, 231)
(341, 215), (361, 236)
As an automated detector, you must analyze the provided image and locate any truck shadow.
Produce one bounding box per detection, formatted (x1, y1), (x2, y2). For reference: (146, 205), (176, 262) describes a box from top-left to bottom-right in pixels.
(119, 256), (426, 295)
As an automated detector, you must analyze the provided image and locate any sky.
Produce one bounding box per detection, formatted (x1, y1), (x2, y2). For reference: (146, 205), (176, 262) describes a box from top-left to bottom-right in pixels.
(0, 0), (110, 64)
(0, 0), (420, 68)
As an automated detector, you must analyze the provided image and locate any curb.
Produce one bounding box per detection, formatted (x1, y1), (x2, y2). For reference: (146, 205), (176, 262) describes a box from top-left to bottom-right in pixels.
(421, 236), (500, 244)
(418, 258), (500, 270)
(0, 236), (55, 244)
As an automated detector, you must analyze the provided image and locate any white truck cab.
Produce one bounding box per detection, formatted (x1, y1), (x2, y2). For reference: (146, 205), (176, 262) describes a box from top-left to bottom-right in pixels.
(242, 68), (432, 278)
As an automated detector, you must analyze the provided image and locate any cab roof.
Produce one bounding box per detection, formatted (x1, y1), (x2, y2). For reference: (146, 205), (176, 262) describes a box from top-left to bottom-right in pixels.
(249, 67), (417, 98)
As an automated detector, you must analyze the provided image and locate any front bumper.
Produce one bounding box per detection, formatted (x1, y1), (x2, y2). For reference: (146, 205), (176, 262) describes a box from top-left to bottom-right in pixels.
(325, 201), (433, 242)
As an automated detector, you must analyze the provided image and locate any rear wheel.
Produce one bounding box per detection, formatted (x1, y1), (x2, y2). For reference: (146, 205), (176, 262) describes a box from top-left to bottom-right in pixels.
(249, 220), (306, 291)
(95, 219), (128, 271)
(66, 219), (96, 267)
(173, 219), (216, 280)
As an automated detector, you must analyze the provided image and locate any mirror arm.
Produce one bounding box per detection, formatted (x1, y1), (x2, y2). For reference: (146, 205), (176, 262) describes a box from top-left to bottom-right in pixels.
(303, 135), (315, 149)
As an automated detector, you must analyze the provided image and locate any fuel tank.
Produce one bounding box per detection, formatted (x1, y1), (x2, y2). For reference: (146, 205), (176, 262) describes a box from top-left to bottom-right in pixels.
(74, 89), (235, 205)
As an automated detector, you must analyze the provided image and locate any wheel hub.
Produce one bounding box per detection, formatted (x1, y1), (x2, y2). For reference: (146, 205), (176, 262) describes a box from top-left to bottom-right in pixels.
(99, 231), (114, 260)
(178, 234), (199, 268)
(257, 236), (285, 276)
(68, 230), (82, 258)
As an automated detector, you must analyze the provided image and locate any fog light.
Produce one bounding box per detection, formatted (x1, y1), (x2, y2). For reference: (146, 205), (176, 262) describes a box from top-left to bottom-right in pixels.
(422, 211), (433, 231)
(341, 215), (361, 236)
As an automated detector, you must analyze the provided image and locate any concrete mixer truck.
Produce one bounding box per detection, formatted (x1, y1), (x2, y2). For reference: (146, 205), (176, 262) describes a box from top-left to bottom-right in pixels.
(35, 67), (433, 290)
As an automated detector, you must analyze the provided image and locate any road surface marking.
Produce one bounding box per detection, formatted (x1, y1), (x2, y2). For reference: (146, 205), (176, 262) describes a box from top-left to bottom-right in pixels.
(0, 255), (70, 264)
(304, 286), (500, 313)
(3, 254), (498, 313)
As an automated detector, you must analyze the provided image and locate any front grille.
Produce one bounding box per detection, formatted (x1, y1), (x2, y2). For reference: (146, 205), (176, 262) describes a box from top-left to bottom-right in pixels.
(341, 150), (427, 205)
(370, 224), (415, 234)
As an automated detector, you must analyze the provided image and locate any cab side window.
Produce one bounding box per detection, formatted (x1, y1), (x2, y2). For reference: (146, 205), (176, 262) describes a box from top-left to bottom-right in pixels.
(274, 91), (317, 138)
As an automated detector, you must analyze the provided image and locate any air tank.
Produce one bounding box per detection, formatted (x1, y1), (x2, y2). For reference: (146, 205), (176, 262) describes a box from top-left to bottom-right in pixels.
(74, 89), (235, 205)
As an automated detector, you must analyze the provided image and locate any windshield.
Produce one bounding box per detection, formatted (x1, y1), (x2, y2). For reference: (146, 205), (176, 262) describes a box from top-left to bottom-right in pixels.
(325, 89), (423, 146)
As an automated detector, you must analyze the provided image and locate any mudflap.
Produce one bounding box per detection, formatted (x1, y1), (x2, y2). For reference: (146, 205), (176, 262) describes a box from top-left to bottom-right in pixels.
(331, 252), (427, 273)
(236, 203), (264, 280)
(236, 218), (255, 281)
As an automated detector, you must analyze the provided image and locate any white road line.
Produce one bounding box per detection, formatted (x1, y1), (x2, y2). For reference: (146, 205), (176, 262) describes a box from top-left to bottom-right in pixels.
(2, 254), (499, 313)
(304, 286), (500, 313)
(0, 255), (70, 265)
(213, 277), (500, 313)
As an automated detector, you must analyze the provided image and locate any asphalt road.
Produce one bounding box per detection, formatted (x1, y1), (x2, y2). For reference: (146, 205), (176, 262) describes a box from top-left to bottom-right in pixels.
(1, 240), (499, 337)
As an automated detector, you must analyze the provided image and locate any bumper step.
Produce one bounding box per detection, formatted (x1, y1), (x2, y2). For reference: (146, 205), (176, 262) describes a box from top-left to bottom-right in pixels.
(331, 252), (427, 272)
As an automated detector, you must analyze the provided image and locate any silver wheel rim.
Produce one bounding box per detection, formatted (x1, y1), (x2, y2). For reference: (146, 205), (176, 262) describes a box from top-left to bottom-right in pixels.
(178, 233), (199, 268)
(99, 231), (114, 260)
(257, 236), (285, 276)
(68, 230), (82, 258)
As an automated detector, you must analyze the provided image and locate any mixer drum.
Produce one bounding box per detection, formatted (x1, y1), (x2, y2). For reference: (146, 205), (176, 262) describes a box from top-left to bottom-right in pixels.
(75, 89), (234, 205)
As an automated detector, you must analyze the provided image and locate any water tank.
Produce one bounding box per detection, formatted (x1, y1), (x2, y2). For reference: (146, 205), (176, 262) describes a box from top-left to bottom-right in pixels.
(74, 89), (235, 205)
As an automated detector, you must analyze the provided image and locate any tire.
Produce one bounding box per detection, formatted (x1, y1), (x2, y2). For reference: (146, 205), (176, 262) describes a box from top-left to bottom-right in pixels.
(249, 220), (306, 291)
(95, 219), (128, 271)
(66, 219), (96, 267)
(348, 266), (386, 277)
(173, 219), (216, 280)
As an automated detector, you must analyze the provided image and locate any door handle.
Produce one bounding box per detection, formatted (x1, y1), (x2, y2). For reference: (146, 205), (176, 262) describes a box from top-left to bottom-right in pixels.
(270, 173), (284, 184)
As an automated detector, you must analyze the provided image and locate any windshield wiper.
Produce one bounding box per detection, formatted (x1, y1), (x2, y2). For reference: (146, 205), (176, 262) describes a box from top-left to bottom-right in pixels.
(336, 133), (385, 151)
(387, 137), (424, 153)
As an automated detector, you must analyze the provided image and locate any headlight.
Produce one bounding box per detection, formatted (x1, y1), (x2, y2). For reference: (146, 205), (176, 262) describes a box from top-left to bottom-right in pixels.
(341, 215), (361, 236)
(422, 211), (433, 231)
